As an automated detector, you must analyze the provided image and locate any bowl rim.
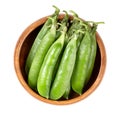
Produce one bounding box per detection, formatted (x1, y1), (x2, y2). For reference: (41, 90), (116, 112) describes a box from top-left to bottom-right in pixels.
(14, 14), (107, 105)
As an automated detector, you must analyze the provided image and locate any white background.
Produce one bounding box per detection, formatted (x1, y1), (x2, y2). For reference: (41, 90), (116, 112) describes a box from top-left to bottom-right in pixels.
(0, 0), (119, 119)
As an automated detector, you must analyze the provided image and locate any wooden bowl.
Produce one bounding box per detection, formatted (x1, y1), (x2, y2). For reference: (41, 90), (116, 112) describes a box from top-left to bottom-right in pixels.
(14, 14), (106, 105)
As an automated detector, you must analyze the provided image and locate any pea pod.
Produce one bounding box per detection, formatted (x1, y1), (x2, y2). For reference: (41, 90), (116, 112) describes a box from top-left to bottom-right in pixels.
(56, 11), (71, 99)
(71, 29), (92, 95)
(63, 31), (83, 99)
(85, 24), (98, 85)
(62, 17), (84, 99)
(37, 26), (67, 99)
(25, 6), (60, 74)
(63, 82), (71, 99)
(28, 17), (57, 91)
(50, 32), (79, 100)
(52, 17), (70, 81)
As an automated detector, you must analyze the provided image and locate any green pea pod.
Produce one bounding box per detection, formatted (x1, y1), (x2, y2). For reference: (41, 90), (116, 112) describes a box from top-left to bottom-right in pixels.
(25, 6), (60, 74)
(37, 27), (67, 99)
(50, 32), (78, 100)
(71, 30), (91, 95)
(85, 24), (97, 85)
(62, 22), (84, 99)
(63, 31), (84, 99)
(28, 17), (57, 91)
(62, 82), (71, 99)
(63, 33), (83, 99)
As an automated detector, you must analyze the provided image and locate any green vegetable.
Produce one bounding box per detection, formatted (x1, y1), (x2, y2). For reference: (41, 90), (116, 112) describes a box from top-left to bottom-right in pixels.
(63, 81), (71, 99)
(28, 17), (57, 91)
(37, 25), (67, 99)
(25, 6), (60, 74)
(50, 32), (79, 100)
(71, 29), (92, 95)
(85, 23), (98, 85)
(62, 14), (84, 99)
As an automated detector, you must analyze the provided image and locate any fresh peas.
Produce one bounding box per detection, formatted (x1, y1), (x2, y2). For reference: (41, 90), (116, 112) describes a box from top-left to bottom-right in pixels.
(63, 81), (71, 99)
(25, 6), (60, 74)
(25, 6), (104, 100)
(71, 29), (92, 95)
(28, 17), (57, 91)
(37, 25), (67, 99)
(85, 24), (97, 85)
(50, 32), (78, 100)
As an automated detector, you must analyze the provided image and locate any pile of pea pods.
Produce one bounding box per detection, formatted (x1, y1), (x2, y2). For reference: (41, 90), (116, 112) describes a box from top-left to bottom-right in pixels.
(25, 6), (103, 100)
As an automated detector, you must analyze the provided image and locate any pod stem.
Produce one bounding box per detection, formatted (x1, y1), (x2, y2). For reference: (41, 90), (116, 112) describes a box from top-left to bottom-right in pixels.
(47, 16), (57, 30)
(57, 22), (67, 33)
(52, 5), (60, 16)
(47, 16), (54, 22)
(86, 21), (104, 26)
(69, 10), (78, 18)
(62, 10), (69, 24)
(74, 17), (89, 31)
(86, 21), (104, 34)
(75, 29), (85, 34)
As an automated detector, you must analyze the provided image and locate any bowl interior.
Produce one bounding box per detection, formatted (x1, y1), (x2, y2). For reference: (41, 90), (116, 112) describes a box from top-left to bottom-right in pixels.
(15, 15), (106, 105)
